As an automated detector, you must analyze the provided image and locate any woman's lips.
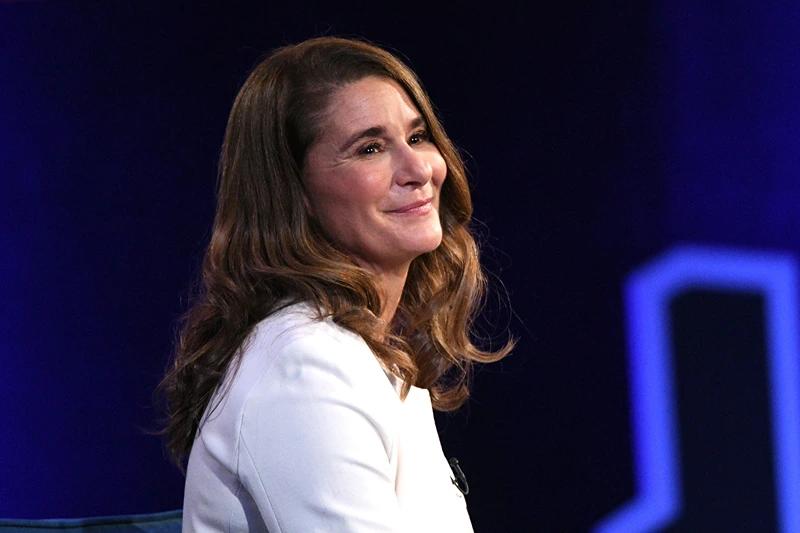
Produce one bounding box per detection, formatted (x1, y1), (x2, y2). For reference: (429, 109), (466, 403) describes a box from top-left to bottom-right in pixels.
(388, 198), (433, 214)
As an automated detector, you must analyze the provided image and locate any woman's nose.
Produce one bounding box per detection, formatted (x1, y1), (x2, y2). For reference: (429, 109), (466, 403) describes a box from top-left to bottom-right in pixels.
(394, 145), (433, 186)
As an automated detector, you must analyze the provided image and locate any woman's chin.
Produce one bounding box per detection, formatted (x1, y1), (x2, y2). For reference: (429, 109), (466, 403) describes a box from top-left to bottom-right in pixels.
(406, 233), (444, 259)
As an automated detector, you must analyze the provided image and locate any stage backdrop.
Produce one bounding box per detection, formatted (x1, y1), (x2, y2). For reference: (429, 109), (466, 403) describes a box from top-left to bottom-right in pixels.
(2, 2), (799, 531)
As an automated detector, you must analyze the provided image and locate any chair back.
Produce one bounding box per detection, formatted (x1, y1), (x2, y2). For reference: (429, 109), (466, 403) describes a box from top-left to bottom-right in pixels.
(0, 510), (182, 533)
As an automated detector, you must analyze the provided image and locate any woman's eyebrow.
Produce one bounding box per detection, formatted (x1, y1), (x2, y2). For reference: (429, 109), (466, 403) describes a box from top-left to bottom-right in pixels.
(408, 116), (425, 131)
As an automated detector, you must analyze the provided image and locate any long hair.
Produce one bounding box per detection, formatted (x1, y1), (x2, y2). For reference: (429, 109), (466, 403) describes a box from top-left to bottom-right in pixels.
(157, 37), (513, 467)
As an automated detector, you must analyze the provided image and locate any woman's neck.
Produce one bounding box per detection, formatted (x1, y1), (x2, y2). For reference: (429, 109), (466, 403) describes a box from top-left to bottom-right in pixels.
(349, 256), (410, 325)
(372, 265), (409, 325)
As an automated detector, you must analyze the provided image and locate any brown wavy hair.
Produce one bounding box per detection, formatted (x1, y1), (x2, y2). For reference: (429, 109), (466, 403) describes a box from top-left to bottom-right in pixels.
(157, 36), (513, 466)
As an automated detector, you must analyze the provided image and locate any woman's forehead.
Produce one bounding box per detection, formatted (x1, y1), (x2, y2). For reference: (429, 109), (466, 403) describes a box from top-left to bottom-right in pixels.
(320, 77), (422, 139)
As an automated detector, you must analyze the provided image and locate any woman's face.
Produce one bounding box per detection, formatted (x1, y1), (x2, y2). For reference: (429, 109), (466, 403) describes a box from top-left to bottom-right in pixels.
(302, 76), (447, 276)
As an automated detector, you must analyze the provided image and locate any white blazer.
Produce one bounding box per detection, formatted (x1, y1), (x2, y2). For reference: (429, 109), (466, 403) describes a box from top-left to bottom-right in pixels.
(183, 303), (474, 533)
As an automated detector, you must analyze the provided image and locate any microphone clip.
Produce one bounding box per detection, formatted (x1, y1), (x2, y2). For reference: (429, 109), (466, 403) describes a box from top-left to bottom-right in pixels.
(448, 457), (470, 495)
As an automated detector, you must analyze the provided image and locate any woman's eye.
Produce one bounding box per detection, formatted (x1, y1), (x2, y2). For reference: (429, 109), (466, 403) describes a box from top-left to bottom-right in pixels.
(359, 142), (382, 156)
(409, 130), (430, 145)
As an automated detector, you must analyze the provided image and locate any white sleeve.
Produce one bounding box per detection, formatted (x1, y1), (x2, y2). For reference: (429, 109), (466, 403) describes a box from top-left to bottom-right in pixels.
(235, 327), (404, 533)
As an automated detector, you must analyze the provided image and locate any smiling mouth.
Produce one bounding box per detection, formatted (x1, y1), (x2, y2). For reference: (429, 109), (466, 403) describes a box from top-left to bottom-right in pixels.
(388, 198), (433, 214)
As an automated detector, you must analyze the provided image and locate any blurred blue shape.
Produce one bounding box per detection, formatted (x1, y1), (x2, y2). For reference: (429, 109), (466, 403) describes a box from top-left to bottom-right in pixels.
(594, 245), (800, 533)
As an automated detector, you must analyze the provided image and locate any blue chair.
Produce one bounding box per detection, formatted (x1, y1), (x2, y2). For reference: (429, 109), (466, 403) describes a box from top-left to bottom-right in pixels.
(0, 510), (182, 533)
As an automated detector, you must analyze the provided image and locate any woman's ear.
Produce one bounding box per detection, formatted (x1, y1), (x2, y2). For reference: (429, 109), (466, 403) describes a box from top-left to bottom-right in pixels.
(299, 165), (316, 218)
(301, 189), (315, 218)
(303, 193), (315, 218)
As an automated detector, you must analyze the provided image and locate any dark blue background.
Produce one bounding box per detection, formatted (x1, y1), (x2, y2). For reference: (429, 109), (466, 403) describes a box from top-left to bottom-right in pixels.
(2, 2), (798, 531)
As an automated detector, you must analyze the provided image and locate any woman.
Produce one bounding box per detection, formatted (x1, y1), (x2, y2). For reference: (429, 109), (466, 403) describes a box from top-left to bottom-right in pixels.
(159, 36), (512, 532)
